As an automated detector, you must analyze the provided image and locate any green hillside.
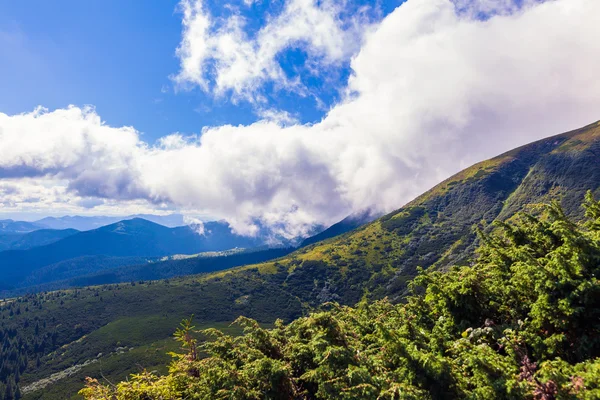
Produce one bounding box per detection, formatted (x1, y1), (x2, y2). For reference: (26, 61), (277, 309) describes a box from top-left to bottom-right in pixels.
(82, 193), (600, 399)
(1, 120), (600, 399)
(259, 120), (600, 304)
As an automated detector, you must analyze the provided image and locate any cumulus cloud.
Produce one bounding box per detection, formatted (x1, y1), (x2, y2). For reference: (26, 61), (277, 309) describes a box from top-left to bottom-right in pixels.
(172, 0), (374, 102)
(2, 0), (600, 237)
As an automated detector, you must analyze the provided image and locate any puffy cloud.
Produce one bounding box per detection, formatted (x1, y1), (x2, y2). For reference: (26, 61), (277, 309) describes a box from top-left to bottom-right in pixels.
(0, 176), (172, 219)
(0, 106), (144, 197)
(2, 0), (600, 236)
(172, 0), (374, 102)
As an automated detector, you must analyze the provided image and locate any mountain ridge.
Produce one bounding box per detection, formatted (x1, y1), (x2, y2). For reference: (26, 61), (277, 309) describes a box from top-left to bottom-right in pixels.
(0, 219), (45, 233)
(299, 209), (380, 247)
(0, 228), (79, 251)
(34, 214), (187, 230)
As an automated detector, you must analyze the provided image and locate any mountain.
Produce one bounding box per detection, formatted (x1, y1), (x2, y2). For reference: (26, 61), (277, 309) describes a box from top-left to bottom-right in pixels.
(4, 120), (600, 398)
(16, 255), (154, 292)
(0, 233), (20, 251)
(280, 120), (600, 303)
(0, 214), (347, 295)
(8, 247), (295, 296)
(0, 228), (79, 251)
(35, 214), (186, 231)
(0, 219), (44, 233)
(299, 209), (379, 247)
(0, 218), (265, 291)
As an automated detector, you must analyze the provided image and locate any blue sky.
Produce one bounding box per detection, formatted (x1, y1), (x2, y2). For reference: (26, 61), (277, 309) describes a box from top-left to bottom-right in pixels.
(0, 0), (400, 143)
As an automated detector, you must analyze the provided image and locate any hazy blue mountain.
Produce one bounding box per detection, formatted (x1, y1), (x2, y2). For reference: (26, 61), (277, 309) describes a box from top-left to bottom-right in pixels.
(0, 212), (373, 294)
(17, 255), (154, 291)
(0, 219), (45, 233)
(0, 228), (79, 251)
(7, 247), (294, 296)
(0, 233), (20, 251)
(0, 218), (264, 290)
(35, 213), (186, 231)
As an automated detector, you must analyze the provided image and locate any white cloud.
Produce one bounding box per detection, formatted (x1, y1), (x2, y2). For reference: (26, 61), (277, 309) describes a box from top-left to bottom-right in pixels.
(183, 216), (206, 235)
(255, 108), (299, 125)
(0, 176), (175, 220)
(172, 0), (373, 102)
(2, 0), (600, 237)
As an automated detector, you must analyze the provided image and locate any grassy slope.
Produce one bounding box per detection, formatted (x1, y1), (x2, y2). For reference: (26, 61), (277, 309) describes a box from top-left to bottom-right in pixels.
(6, 120), (600, 398)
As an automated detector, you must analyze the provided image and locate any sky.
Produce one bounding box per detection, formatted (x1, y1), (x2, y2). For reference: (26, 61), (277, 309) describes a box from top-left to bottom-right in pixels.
(1, 0), (600, 238)
(0, 0), (399, 140)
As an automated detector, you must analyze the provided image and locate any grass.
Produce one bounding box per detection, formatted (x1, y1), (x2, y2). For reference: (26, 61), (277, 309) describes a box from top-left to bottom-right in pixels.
(554, 120), (600, 153)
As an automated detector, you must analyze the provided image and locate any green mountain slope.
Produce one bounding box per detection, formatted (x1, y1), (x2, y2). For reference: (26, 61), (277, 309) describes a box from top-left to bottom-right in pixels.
(262, 120), (600, 304)
(2, 120), (600, 399)
(82, 194), (600, 399)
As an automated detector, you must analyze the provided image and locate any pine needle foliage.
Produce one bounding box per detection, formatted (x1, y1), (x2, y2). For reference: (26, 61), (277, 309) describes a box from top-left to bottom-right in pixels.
(80, 194), (600, 399)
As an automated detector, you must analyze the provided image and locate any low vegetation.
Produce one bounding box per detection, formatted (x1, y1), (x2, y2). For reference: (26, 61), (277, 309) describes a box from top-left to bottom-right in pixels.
(82, 194), (600, 399)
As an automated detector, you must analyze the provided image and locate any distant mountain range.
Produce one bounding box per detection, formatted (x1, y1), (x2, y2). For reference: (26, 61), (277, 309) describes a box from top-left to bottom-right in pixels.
(0, 214), (188, 233)
(0, 218), (265, 290)
(33, 213), (187, 231)
(0, 228), (79, 251)
(0, 219), (45, 233)
(0, 213), (365, 293)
